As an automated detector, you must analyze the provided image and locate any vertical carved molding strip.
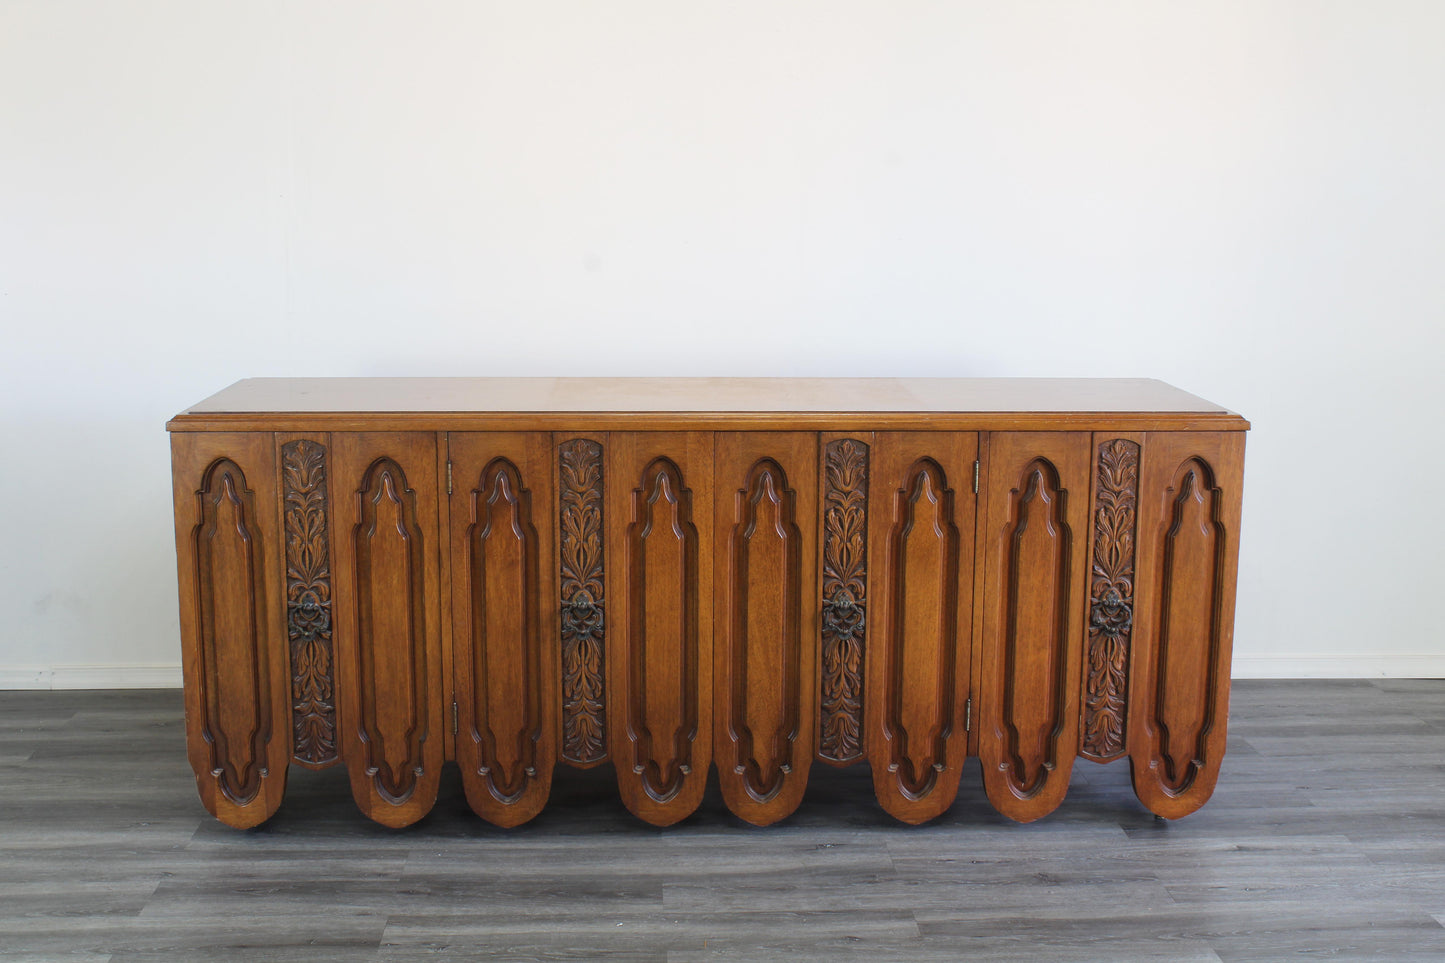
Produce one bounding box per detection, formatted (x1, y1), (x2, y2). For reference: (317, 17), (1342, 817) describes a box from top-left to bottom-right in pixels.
(1083, 439), (1138, 762)
(819, 439), (868, 764)
(281, 440), (337, 768)
(559, 439), (607, 765)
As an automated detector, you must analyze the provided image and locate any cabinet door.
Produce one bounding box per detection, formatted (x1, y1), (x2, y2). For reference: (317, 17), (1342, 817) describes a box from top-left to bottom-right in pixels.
(978, 432), (1091, 822)
(714, 432), (818, 826)
(448, 433), (558, 826)
(865, 432), (978, 824)
(330, 432), (445, 828)
(171, 432), (289, 828)
(607, 432), (713, 826)
(1129, 431), (1245, 819)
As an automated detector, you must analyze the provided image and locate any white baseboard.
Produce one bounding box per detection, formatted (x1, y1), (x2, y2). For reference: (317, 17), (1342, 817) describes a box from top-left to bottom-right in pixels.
(0, 659), (1442, 690)
(1230, 656), (1445, 679)
(0, 664), (184, 690)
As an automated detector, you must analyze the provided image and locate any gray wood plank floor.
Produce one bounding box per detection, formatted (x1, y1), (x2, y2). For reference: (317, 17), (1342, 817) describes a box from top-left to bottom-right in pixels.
(1, 680), (1443, 961)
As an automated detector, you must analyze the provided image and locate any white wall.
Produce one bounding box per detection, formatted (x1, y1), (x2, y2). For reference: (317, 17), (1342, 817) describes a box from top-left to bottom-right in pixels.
(2, 2), (1442, 686)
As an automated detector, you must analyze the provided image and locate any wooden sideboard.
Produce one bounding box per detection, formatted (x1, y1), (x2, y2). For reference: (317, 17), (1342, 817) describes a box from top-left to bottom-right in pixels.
(167, 378), (1247, 829)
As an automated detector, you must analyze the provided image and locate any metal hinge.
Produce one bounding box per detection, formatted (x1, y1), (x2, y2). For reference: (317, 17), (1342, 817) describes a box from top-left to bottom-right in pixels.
(972, 460), (980, 494)
(451, 700), (458, 735)
(965, 696), (973, 732)
(447, 461), (453, 495)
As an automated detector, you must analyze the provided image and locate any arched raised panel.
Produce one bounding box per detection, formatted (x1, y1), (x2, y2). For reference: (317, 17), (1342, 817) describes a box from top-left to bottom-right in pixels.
(449, 432), (558, 827)
(171, 432), (289, 829)
(606, 432), (713, 826)
(714, 434), (818, 826)
(627, 458), (700, 802)
(999, 458), (1071, 797)
(329, 432), (443, 828)
(466, 458), (542, 802)
(979, 432), (1089, 823)
(1155, 459), (1224, 793)
(1130, 432), (1244, 819)
(728, 461), (801, 799)
(353, 457), (429, 805)
(886, 459), (960, 797)
(193, 458), (270, 806)
(865, 433), (976, 825)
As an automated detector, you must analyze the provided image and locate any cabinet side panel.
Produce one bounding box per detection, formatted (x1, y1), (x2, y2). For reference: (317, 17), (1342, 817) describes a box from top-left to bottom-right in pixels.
(1130, 431), (1245, 819)
(449, 433), (558, 826)
(171, 432), (289, 828)
(606, 432), (714, 826)
(979, 432), (1089, 822)
(865, 432), (977, 824)
(714, 433), (818, 826)
(330, 432), (444, 827)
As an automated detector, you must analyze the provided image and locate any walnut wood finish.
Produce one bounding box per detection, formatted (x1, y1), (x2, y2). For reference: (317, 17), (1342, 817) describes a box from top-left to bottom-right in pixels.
(1129, 431), (1246, 819)
(556, 434), (609, 768)
(865, 433), (978, 824)
(817, 433), (872, 766)
(328, 433), (446, 828)
(175, 376), (1242, 417)
(167, 378), (1248, 829)
(171, 432), (290, 828)
(978, 432), (1091, 823)
(713, 433), (819, 826)
(170, 378), (1248, 434)
(277, 433), (340, 770)
(1081, 434), (1144, 763)
(447, 433), (559, 827)
(606, 432), (715, 826)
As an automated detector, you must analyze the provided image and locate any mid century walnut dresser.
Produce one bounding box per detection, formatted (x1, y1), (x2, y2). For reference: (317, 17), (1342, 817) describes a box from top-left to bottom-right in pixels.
(167, 377), (1247, 829)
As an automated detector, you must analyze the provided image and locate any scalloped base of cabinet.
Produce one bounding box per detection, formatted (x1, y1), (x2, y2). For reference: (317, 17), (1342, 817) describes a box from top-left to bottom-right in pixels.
(168, 378), (1247, 828)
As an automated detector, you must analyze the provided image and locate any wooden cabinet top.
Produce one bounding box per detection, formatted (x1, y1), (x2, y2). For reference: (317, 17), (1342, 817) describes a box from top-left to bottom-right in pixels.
(167, 377), (1248, 432)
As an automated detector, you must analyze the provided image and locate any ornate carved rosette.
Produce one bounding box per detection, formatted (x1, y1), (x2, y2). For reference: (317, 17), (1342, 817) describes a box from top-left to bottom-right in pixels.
(819, 439), (868, 763)
(1083, 438), (1139, 761)
(559, 439), (606, 765)
(281, 439), (337, 767)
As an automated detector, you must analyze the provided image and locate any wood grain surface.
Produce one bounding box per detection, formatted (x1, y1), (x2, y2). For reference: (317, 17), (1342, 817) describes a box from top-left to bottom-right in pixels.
(170, 432), (290, 828)
(328, 432), (446, 828)
(606, 432), (715, 826)
(168, 381), (1248, 830)
(447, 432), (559, 827)
(977, 432), (1091, 823)
(713, 432), (819, 826)
(168, 377), (1249, 433)
(864, 432), (977, 824)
